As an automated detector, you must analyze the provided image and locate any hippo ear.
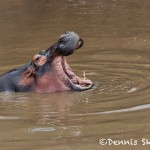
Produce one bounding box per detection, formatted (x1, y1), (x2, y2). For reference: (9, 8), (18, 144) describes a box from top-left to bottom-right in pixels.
(33, 54), (47, 66)
(22, 67), (35, 78)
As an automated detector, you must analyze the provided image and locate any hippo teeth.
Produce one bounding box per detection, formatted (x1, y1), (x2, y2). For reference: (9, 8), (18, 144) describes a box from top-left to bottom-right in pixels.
(83, 71), (87, 80)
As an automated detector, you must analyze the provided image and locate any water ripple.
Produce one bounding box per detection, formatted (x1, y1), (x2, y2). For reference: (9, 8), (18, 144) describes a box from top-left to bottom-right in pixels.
(28, 127), (55, 133)
(69, 103), (150, 116)
(0, 115), (20, 120)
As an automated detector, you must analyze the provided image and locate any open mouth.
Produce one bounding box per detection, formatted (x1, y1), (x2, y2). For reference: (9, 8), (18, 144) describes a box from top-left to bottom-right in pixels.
(41, 32), (94, 91)
(61, 56), (93, 91)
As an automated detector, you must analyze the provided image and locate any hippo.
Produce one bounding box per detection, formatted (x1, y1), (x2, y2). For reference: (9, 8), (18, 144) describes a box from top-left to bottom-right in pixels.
(0, 31), (93, 93)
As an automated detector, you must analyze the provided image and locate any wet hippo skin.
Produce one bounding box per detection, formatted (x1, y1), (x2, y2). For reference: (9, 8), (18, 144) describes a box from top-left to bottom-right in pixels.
(0, 31), (93, 93)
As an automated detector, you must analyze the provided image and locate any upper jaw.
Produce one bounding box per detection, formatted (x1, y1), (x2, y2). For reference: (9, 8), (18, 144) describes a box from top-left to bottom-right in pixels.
(39, 31), (84, 59)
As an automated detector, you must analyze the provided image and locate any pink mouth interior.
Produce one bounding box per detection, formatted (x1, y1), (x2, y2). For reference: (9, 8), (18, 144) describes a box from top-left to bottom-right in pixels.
(61, 56), (93, 87)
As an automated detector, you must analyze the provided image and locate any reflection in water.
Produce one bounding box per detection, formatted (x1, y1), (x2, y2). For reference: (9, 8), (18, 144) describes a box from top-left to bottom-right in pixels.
(0, 115), (20, 120)
(28, 127), (56, 132)
(0, 0), (150, 149)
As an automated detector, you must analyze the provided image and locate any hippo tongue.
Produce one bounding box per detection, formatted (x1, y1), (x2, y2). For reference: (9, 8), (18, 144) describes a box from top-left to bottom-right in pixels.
(62, 57), (93, 90)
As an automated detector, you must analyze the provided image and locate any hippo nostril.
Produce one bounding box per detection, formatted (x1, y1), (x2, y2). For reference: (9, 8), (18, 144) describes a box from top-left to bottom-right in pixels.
(59, 35), (64, 40)
(65, 31), (70, 34)
(59, 31), (71, 40)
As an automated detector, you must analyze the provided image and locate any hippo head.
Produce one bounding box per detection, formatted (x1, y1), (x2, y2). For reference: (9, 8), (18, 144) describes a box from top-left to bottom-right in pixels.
(55, 31), (84, 56)
(22, 31), (93, 92)
(39, 31), (84, 56)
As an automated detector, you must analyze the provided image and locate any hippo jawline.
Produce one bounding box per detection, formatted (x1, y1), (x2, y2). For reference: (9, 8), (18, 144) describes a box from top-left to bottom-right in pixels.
(60, 56), (94, 91)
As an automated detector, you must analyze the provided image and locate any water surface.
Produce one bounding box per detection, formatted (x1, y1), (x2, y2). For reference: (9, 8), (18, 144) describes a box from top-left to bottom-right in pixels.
(0, 0), (150, 149)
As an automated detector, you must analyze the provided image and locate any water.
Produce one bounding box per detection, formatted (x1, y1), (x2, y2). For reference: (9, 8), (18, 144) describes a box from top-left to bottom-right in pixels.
(0, 0), (150, 149)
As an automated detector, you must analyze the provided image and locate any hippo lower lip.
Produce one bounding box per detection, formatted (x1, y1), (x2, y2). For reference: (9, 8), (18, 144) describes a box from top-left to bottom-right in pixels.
(61, 56), (93, 91)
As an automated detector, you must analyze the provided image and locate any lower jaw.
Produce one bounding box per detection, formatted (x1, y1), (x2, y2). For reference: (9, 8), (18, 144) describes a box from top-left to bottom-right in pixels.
(34, 83), (70, 93)
(68, 78), (93, 91)
(34, 77), (93, 93)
